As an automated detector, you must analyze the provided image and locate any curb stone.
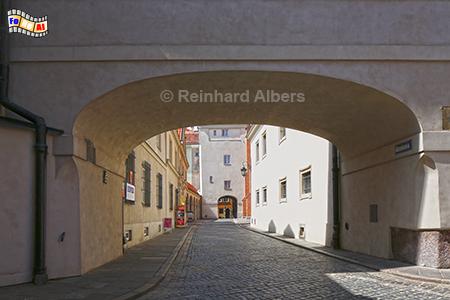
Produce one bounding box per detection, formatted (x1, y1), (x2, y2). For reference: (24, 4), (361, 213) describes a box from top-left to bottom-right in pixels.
(239, 225), (450, 285)
(113, 225), (195, 300)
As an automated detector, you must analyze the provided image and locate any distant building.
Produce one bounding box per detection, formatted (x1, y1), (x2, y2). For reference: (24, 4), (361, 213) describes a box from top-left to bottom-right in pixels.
(199, 125), (246, 219)
(248, 125), (333, 246)
(185, 127), (201, 191)
(123, 130), (188, 249)
(186, 182), (202, 222)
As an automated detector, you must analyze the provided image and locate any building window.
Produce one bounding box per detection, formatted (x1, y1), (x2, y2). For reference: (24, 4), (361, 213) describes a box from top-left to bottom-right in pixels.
(125, 152), (136, 185)
(209, 176), (214, 183)
(157, 173), (163, 209)
(85, 139), (96, 164)
(222, 129), (229, 137)
(169, 183), (174, 210)
(223, 154), (231, 165)
(300, 167), (312, 199)
(299, 225), (305, 239)
(144, 226), (149, 237)
(125, 229), (133, 242)
(142, 161), (151, 207)
(370, 204), (378, 223)
(262, 132), (267, 157)
(262, 186), (267, 204)
(255, 141), (260, 162)
(279, 177), (287, 201)
(175, 188), (180, 208)
(124, 152), (136, 203)
(224, 180), (232, 190)
(256, 189), (260, 206)
(213, 130), (217, 136)
(279, 127), (286, 143)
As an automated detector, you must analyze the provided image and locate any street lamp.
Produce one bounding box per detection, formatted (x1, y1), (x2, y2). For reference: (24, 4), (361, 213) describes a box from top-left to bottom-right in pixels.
(240, 162), (248, 177)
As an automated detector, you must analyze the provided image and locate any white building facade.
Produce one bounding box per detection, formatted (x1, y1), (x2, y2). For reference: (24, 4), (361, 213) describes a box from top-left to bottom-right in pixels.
(199, 125), (246, 219)
(249, 125), (333, 246)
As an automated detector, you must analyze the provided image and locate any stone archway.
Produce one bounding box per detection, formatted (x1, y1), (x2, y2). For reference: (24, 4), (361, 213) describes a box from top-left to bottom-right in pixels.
(3, 0), (450, 287)
(218, 196), (238, 219)
(69, 70), (425, 274)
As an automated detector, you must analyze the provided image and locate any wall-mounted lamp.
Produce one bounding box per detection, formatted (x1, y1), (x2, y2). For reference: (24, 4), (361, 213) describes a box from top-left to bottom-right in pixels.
(240, 162), (248, 177)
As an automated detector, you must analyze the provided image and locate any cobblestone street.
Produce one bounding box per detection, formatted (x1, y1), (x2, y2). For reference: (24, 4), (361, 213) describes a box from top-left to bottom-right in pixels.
(141, 222), (450, 300)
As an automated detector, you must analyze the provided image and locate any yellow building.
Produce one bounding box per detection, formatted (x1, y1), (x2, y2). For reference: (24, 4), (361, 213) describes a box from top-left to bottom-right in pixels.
(186, 182), (202, 222)
(123, 129), (188, 249)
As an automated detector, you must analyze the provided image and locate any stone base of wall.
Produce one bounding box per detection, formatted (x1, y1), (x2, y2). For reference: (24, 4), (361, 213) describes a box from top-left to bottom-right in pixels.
(391, 227), (450, 268)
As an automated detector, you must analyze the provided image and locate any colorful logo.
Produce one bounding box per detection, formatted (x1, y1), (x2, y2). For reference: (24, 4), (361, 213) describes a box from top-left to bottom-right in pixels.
(8, 9), (48, 38)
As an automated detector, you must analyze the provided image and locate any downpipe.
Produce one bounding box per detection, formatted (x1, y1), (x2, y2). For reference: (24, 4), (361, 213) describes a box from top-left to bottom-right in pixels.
(0, 100), (49, 285)
(0, 1), (48, 285)
(331, 145), (341, 249)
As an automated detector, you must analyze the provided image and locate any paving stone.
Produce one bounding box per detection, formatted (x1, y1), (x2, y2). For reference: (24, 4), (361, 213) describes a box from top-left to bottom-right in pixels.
(141, 222), (450, 300)
(0, 227), (189, 300)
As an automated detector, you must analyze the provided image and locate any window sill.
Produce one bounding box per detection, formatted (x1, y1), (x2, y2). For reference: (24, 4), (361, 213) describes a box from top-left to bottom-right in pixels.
(300, 193), (312, 200)
(262, 202), (267, 206)
(279, 136), (286, 144)
(279, 198), (287, 203)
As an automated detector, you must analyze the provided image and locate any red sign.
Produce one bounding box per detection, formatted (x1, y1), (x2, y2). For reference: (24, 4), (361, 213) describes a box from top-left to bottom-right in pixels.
(163, 218), (172, 229)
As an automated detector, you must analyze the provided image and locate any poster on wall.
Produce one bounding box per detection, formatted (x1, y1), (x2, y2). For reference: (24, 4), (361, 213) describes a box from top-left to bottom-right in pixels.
(126, 183), (135, 201)
(163, 218), (172, 229)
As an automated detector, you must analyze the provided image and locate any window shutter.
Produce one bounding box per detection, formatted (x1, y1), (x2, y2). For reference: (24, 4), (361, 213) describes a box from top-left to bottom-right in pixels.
(169, 184), (174, 210)
(157, 174), (163, 209)
(143, 162), (151, 206)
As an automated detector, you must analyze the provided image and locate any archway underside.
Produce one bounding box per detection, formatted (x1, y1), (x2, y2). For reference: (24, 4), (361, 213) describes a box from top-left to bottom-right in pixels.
(74, 71), (421, 172)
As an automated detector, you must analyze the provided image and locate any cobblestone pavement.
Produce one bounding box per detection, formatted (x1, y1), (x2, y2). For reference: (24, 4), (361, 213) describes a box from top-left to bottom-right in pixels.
(141, 222), (450, 300)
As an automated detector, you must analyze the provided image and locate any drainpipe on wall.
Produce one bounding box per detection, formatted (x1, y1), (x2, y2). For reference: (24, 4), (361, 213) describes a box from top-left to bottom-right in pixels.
(1, 1), (49, 285)
(331, 145), (341, 249)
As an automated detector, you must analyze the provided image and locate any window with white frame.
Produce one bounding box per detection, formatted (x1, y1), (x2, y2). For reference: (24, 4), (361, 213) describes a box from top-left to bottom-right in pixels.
(300, 167), (312, 199)
(279, 127), (286, 142)
(262, 132), (267, 157)
(256, 189), (260, 205)
(279, 177), (287, 201)
(223, 154), (231, 165)
(222, 129), (229, 137)
(262, 186), (267, 204)
(255, 141), (260, 162)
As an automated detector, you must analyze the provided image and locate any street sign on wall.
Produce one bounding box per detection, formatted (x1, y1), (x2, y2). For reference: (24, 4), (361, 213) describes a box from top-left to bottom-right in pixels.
(126, 183), (135, 201)
(395, 140), (412, 155)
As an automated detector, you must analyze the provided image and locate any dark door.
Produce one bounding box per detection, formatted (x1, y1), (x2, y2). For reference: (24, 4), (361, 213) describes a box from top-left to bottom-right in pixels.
(225, 208), (231, 218)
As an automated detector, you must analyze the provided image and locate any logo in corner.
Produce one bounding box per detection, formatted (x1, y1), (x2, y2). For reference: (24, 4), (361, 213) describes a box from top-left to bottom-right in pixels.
(8, 9), (48, 38)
